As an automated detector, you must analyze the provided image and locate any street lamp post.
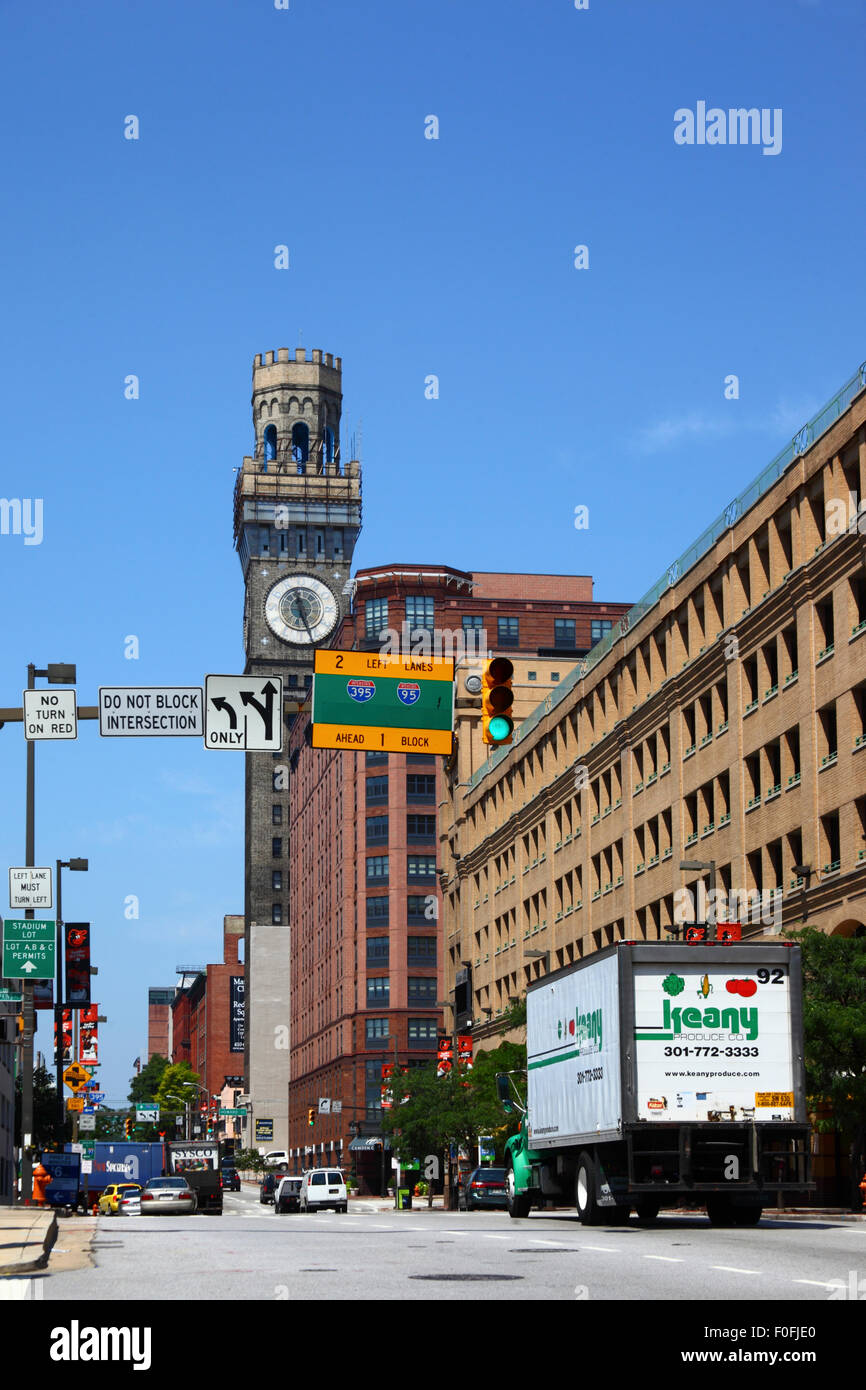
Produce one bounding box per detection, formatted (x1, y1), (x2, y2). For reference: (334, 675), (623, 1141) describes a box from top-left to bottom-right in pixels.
(55, 857), (88, 1133)
(679, 859), (717, 931)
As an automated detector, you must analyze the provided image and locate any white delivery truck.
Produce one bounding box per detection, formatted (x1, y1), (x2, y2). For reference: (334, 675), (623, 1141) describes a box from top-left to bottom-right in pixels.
(499, 940), (812, 1224)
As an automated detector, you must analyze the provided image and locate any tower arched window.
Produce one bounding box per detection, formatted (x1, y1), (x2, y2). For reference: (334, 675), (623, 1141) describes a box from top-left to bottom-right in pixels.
(263, 424), (277, 465)
(292, 422), (309, 472)
(323, 426), (335, 466)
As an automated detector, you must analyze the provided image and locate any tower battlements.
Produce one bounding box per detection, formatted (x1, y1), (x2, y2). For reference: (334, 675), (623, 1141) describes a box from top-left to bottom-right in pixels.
(253, 346), (342, 373)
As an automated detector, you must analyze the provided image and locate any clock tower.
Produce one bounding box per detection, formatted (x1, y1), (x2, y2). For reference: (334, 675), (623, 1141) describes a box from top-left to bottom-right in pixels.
(234, 347), (362, 1150)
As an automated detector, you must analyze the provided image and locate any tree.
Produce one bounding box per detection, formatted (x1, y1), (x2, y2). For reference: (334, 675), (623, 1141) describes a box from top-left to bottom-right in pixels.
(94, 1107), (128, 1141)
(792, 927), (866, 1207)
(152, 1061), (203, 1134)
(128, 1054), (169, 1106)
(15, 1063), (65, 1151)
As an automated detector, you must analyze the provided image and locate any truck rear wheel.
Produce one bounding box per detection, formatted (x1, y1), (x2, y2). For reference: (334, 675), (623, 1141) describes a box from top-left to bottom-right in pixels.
(732, 1203), (762, 1226)
(575, 1152), (602, 1226)
(506, 1163), (531, 1219)
(636, 1198), (661, 1224)
(706, 1196), (735, 1226)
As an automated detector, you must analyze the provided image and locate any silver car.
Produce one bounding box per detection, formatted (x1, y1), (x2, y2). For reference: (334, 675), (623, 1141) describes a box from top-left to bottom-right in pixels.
(140, 1176), (197, 1215)
(118, 1190), (141, 1216)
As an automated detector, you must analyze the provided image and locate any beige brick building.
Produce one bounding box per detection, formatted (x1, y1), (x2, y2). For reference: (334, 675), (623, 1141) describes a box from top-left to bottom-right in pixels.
(441, 363), (866, 1051)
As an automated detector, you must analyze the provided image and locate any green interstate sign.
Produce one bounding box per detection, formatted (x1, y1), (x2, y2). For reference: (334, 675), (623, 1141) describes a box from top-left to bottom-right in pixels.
(312, 652), (454, 754)
(2, 918), (56, 979)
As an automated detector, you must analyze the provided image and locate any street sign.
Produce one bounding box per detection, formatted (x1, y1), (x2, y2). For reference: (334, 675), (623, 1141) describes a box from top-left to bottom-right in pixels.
(2, 918), (55, 979)
(80, 1140), (94, 1158)
(66, 1097), (85, 1112)
(98, 686), (205, 737)
(22, 688), (78, 740)
(219, 1107), (246, 1116)
(63, 1062), (90, 1092)
(78, 1113), (96, 1131)
(9, 867), (53, 910)
(204, 675), (284, 751)
(318, 1098), (331, 1114)
(136, 1104), (159, 1120)
(312, 651), (454, 754)
(0, 988), (23, 1004)
(81, 1160), (93, 1174)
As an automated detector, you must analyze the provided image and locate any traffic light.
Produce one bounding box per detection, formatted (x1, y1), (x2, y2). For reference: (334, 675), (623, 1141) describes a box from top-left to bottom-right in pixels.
(307, 1107), (315, 1127)
(481, 657), (514, 746)
(124, 1117), (132, 1137)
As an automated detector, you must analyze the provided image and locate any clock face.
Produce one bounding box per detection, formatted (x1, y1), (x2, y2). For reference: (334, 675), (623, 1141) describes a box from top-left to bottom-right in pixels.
(264, 574), (339, 645)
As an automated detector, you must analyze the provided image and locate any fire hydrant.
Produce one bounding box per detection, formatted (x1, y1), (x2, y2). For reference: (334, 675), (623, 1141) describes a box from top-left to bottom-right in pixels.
(859, 1171), (866, 1210)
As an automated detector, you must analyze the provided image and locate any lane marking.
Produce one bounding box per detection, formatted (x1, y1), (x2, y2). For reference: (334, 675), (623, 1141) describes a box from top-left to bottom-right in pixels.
(793, 1278), (844, 1288)
(644, 1255), (683, 1263)
(531, 1239), (571, 1247)
(481, 1233), (511, 1240)
(583, 1245), (618, 1253)
(711, 1265), (762, 1275)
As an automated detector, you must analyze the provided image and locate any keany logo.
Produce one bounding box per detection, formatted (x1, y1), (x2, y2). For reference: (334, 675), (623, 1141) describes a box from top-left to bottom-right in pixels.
(674, 103), (782, 156)
(50, 1322), (151, 1371)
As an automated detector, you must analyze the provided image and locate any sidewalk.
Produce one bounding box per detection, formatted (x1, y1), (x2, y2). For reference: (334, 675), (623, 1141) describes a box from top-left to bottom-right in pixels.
(0, 1206), (58, 1278)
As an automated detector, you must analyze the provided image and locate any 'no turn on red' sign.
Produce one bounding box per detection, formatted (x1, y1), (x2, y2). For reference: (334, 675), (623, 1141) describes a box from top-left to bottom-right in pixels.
(22, 689), (77, 740)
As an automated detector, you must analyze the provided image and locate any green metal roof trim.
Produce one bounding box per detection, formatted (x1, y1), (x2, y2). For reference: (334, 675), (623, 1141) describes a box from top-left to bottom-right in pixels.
(468, 358), (866, 792)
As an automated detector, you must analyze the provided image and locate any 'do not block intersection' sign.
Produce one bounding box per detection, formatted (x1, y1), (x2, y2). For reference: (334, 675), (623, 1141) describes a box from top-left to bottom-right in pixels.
(312, 652), (454, 754)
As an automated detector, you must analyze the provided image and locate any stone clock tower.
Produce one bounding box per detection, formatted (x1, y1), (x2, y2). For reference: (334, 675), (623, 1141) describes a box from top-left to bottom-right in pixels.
(234, 347), (362, 1150)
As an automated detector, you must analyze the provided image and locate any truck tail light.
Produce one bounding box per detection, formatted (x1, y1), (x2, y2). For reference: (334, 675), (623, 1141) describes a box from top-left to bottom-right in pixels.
(650, 1165), (664, 1179)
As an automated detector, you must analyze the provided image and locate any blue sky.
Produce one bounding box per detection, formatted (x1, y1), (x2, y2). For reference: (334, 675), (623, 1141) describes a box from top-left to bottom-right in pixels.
(0, 0), (863, 1103)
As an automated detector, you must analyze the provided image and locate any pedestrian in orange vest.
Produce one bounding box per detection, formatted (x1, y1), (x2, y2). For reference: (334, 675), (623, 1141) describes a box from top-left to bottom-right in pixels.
(31, 1157), (52, 1208)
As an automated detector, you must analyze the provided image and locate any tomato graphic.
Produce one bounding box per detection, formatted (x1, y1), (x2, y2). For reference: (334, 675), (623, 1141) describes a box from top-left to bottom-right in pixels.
(726, 978), (757, 997)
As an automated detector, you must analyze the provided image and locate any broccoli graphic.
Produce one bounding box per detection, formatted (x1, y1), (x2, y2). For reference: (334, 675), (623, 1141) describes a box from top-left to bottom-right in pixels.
(662, 973), (685, 997)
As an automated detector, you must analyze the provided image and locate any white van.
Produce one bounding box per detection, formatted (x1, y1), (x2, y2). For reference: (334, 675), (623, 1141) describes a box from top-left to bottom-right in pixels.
(299, 1168), (347, 1213)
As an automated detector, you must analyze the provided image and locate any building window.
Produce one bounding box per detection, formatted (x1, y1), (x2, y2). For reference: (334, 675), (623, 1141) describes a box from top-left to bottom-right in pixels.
(408, 977), (437, 1004)
(366, 855), (390, 883)
(366, 776), (389, 805)
(591, 619), (613, 645)
(406, 774), (435, 801)
(405, 752), (435, 764)
(366, 896), (389, 925)
(407, 936), (437, 964)
(528, 671), (537, 681)
(407, 855), (437, 882)
(272, 904), (283, 924)
(408, 895), (434, 924)
(365, 750), (388, 766)
(272, 805), (283, 825)
(555, 618), (576, 648)
(272, 837), (282, 858)
(365, 598), (389, 640)
(462, 615), (484, 631)
(272, 871), (282, 891)
(365, 1060), (383, 1115)
(498, 617), (519, 645)
(408, 1018), (438, 1046)
(366, 815), (389, 846)
(297, 533), (306, 557)
(292, 421), (309, 466)
(406, 596), (434, 629)
(367, 977), (390, 1005)
(407, 814), (435, 841)
(263, 424), (277, 462)
(366, 938), (390, 967)
(365, 1017), (390, 1042)
(323, 426), (335, 465)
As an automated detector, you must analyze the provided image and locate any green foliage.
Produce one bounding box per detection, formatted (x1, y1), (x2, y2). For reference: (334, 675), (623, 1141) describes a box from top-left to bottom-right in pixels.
(499, 996), (527, 1034)
(234, 1147), (266, 1175)
(15, 1063), (65, 1150)
(128, 1054), (169, 1105)
(381, 1038), (526, 1165)
(94, 1108), (128, 1141)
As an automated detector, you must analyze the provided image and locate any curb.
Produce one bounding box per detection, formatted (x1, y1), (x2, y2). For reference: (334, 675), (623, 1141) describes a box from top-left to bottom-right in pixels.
(0, 1211), (58, 1279)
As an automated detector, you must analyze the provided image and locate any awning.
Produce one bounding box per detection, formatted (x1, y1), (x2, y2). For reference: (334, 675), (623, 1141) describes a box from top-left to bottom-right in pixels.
(348, 1136), (391, 1151)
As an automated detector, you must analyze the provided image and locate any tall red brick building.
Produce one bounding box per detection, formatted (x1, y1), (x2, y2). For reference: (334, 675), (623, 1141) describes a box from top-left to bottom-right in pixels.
(285, 564), (630, 1190)
(170, 916), (246, 1137)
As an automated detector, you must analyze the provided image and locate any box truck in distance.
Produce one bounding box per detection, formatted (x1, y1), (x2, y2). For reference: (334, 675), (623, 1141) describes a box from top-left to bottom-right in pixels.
(499, 941), (812, 1225)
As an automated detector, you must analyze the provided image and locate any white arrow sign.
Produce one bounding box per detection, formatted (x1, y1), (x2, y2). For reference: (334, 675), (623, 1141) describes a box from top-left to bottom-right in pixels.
(204, 675), (283, 752)
(21, 961), (37, 973)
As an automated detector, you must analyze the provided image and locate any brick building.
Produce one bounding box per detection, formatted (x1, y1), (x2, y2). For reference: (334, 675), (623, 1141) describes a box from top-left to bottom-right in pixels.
(170, 916), (246, 1138)
(147, 987), (174, 1061)
(440, 362), (866, 1200)
(285, 563), (630, 1190)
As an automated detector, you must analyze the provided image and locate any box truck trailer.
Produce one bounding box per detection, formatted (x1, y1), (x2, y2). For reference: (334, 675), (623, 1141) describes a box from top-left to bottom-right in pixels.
(499, 941), (812, 1224)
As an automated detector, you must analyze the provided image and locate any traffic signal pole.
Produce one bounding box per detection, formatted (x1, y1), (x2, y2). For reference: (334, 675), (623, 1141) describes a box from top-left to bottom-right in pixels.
(20, 666), (36, 1205)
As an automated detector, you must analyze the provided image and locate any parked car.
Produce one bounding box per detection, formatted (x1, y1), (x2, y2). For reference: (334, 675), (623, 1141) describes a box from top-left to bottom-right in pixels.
(220, 1164), (241, 1192)
(260, 1172), (278, 1204)
(458, 1167), (509, 1212)
(274, 1176), (302, 1213)
(118, 1190), (141, 1216)
(97, 1183), (143, 1216)
(299, 1169), (348, 1214)
(140, 1176), (197, 1215)
(263, 1150), (290, 1167)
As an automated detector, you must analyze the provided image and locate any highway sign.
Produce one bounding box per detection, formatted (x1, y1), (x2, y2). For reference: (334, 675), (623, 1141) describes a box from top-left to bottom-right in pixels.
(2, 919), (55, 979)
(22, 688), (77, 740)
(63, 1062), (90, 1092)
(204, 675), (284, 752)
(98, 686), (204, 737)
(66, 1097), (85, 1112)
(88, 1092), (105, 1103)
(9, 867), (53, 910)
(136, 1104), (159, 1120)
(312, 652), (454, 754)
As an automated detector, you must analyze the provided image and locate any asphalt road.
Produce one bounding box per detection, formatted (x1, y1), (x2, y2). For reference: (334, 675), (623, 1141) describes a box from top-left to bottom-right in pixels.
(40, 1185), (866, 1303)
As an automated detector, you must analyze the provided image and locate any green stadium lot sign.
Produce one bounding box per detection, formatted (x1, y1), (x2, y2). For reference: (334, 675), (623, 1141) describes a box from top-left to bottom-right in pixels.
(2, 918), (56, 979)
(312, 651), (454, 754)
